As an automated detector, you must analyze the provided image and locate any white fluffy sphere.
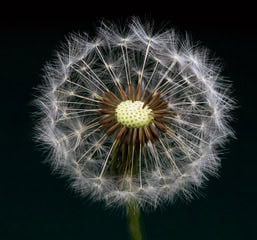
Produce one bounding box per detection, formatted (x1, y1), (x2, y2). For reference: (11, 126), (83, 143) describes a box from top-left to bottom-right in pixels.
(35, 19), (234, 210)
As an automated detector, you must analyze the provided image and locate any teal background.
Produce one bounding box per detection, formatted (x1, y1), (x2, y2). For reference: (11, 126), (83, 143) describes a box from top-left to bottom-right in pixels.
(1, 3), (257, 240)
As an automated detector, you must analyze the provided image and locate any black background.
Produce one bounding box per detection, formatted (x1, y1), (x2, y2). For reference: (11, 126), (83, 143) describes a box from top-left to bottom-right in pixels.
(1, 2), (257, 240)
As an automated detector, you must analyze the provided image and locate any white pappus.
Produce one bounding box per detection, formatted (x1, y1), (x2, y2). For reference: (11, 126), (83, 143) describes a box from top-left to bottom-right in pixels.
(34, 18), (235, 210)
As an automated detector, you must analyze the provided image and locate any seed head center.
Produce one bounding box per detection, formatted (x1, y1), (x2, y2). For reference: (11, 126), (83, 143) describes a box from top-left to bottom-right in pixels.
(115, 100), (153, 128)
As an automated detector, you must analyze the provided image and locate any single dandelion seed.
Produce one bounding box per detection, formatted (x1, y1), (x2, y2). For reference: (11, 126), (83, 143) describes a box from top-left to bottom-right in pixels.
(34, 18), (235, 240)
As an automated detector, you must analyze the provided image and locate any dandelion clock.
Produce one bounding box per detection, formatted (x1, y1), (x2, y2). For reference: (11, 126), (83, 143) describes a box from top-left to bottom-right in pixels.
(34, 19), (234, 240)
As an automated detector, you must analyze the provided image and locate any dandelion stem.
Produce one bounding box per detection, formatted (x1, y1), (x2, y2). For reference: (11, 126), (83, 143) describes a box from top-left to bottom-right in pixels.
(127, 203), (143, 240)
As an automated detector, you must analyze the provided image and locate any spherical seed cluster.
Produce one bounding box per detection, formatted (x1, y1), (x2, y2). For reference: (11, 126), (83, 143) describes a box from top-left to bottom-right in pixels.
(115, 100), (153, 128)
(34, 19), (235, 210)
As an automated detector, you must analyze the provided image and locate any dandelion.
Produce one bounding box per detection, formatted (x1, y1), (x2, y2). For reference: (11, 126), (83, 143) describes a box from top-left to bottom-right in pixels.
(34, 18), (234, 240)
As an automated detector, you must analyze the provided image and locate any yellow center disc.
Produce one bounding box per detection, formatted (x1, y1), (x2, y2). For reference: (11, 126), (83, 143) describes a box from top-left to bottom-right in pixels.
(115, 100), (153, 128)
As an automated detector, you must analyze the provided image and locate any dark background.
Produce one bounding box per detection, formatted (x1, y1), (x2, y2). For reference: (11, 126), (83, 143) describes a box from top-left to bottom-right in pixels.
(1, 2), (257, 240)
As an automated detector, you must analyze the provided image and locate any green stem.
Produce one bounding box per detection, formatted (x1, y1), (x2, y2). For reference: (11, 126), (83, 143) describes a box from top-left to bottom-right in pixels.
(127, 203), (143, 240)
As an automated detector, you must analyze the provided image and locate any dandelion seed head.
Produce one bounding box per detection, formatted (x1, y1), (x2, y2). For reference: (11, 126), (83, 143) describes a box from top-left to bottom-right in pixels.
(34, 18), (235, 210)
